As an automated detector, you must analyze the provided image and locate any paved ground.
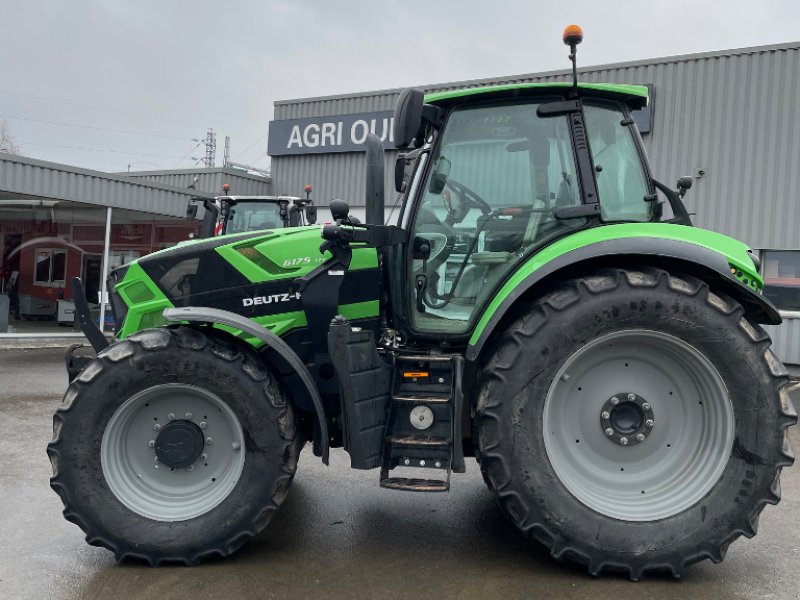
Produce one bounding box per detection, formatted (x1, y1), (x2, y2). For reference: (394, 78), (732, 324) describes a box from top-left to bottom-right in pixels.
(1, 348), (798, 600)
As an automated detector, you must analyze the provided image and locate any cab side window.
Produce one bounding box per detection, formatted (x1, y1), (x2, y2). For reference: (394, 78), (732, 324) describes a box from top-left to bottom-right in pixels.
(583, 100), (651, 222)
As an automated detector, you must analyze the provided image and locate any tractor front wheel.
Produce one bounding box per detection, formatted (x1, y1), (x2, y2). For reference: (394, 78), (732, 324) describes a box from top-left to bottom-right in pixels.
(475, 267), (796, 579)
(48, 326), (299, 565)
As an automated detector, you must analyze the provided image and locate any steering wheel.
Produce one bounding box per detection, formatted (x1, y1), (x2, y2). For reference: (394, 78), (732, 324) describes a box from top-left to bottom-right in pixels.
(442, 179), (492, 225)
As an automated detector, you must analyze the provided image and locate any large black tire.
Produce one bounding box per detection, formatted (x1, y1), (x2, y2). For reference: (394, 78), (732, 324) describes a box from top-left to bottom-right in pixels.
(48, 326), (299, 565)
(474, 267), (796, 579)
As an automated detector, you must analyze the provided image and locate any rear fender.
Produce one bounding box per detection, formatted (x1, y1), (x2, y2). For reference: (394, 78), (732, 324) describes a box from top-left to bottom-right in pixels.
(466, 227), (779, 362)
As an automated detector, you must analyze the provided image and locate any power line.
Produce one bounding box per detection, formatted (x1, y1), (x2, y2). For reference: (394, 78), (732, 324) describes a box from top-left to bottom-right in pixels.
(0, 88), (203, 129)
(233, 133), (268, 161)
(0, 114), (191, 141)
(17, 140), (188, 159)
(170, 141), (204, 168)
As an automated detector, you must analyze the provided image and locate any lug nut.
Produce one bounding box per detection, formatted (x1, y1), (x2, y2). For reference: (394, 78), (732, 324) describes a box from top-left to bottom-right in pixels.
(168, 413), (175, 421)
(435, 461), (442, 468)
(642, 402), (650, 410)
(199, 421), (207, 429)
(153, 423), (161, 432)
(610, 397), (619, 405)
(627, 394), (636, 401)
(645, 419), (654, 428)
(187, 465), (194, 472)
(636, 433), (646, 442)
(404, 458), (410, 466)
(201, 453), (207, 460)
(154, 464), (159, 469)
(619, 437), (629, 446)
(206, 437), (213, 445)
(420, 460), (426, 467)
(601, 411), (610, 420)
(605, 428), (614, 436)
(148, 440), (155, 448)
(185, 412), (193, 419)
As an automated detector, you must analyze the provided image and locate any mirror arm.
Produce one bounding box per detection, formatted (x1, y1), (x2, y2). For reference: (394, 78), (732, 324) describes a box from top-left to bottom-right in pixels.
(652, 178), (692, 226)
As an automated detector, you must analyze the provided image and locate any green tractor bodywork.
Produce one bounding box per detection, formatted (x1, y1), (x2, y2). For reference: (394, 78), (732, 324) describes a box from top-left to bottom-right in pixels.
(52, 55), (794, 577)
(111, 227), (380, 343)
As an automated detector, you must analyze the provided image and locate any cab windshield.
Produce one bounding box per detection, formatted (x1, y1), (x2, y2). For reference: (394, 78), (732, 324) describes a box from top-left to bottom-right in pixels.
(408, 97), (651, 334)
(226, 201), (284, 234)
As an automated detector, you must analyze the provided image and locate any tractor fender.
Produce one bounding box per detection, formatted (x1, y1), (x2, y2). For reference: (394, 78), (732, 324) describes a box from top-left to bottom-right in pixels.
(466, 236), (781, 362)
(162, 306), (330, 465)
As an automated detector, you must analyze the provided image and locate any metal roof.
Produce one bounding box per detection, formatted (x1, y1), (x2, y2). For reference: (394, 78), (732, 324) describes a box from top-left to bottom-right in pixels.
(0, 153), (213, 218)
(117, 167), (272, 197)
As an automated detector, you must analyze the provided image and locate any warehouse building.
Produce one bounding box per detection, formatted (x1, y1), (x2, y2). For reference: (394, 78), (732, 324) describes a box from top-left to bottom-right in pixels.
(268, 41), (800, 362)
(0, 155), (270, 332)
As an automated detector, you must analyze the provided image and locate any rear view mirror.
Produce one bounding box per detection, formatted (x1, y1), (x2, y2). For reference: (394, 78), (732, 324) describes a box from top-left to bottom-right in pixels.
(329, 199), (350, 222)
(677, 176), (693, 198)
(393, 89), (425, 148)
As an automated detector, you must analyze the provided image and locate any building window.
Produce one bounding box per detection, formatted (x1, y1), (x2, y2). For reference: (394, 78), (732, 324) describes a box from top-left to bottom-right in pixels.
(34, 249), (67, 287)
(762, 250), (800, 312)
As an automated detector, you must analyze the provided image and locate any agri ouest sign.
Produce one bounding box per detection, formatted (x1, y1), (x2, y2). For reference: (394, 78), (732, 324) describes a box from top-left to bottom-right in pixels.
(268, 111), (395, 156)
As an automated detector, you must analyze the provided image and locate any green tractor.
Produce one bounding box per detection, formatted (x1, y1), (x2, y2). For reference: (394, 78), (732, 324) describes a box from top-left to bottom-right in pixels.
(186, 184), (318, 238)
(49, 27), (795, 579)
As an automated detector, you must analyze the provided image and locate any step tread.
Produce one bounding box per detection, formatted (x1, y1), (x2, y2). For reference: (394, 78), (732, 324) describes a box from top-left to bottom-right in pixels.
(392, 393), (451, 404)
(395, 354), (454, 363)
(380, 477), (449, 492)
(388, 434), (450, 447)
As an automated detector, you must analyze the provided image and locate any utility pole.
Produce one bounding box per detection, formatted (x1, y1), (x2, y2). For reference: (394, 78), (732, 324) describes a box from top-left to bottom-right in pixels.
(223, 136), (230, 168)
(203, 129), (216, 168)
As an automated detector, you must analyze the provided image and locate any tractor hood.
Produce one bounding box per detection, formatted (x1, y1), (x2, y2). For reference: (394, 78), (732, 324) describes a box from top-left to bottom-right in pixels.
(109, 226), (380, 340)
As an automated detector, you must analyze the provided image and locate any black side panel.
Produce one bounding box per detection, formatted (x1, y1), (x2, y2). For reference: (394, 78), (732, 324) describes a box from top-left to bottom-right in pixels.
(140, 245), (380, 318)
(328, 317), (393, 470)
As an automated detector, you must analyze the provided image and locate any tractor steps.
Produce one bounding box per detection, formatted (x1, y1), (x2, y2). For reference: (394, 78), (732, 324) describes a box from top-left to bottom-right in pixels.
(391, 393), (451, 404)
(379, 353), (465, 492)
(380, 477), (449, 493)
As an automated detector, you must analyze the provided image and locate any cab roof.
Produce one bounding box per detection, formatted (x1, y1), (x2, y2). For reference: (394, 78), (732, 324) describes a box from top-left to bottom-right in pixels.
(425, 82), (649, 110)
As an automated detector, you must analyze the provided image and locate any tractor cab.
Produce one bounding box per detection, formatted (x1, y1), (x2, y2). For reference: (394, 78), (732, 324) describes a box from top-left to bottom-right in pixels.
(398, 84), (657, 335)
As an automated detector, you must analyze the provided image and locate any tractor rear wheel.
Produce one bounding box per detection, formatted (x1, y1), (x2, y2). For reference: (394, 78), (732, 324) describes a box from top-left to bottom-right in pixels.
(475, 267), (796, 579)
(48, 326), (299, 565)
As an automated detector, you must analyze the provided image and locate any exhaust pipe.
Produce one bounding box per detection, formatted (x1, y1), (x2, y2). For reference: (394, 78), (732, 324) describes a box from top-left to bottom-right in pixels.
(364, 133), (384, 225)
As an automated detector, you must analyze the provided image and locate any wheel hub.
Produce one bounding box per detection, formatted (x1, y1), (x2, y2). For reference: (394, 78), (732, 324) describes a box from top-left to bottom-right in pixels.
(600, 393), (654, 446)
(155, 420), (206, 469)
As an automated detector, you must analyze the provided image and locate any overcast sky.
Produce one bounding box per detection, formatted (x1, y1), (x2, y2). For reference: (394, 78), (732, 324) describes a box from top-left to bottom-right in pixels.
(1, 0), (797, 175)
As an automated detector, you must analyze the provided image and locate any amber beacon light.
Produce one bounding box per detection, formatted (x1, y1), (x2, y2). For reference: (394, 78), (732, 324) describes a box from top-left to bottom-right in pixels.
(562, 24), (584, 46)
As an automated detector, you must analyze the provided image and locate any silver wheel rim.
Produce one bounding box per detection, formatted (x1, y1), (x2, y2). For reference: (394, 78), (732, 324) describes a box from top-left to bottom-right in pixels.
(101, 384), (245, 522)
(543, 329), (733, 521)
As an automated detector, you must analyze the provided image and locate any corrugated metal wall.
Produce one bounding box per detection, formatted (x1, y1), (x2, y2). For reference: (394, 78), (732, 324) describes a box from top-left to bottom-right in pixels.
(272, 42), (800, 363)
(273, 42), (800, 247)
(121, 168), (272, 197)
(0, 154), (211, 218)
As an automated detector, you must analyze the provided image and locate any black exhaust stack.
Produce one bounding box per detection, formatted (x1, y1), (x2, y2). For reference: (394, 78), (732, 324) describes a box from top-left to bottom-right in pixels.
(364, 133), (384, 225)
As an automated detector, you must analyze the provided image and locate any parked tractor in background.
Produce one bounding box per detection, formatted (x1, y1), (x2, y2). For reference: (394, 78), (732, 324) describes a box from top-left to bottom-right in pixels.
(50, 26), (795, 579)
(186, 183), (318, 238)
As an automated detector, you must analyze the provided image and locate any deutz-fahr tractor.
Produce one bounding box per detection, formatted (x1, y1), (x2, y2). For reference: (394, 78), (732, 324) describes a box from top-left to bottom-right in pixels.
(49, 26), (796, 579)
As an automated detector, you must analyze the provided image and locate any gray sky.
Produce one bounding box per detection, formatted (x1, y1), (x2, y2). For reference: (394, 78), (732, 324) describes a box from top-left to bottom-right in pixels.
(1, 0), (797, 174)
